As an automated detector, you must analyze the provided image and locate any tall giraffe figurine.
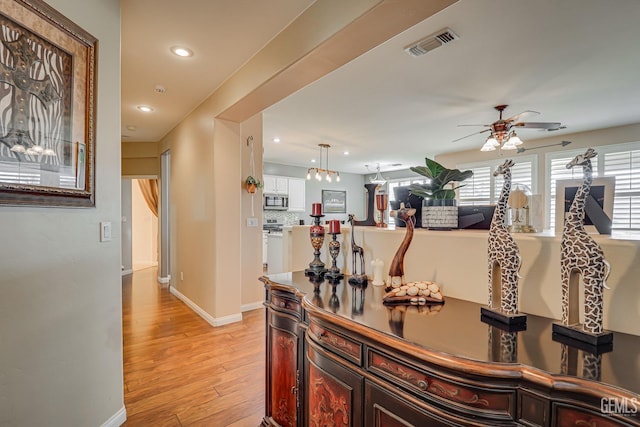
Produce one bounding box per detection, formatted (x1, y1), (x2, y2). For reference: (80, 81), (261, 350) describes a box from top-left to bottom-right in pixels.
(387, 203), (416, 288)
(347, 214), (367, 285)
(485, 159), (523, 321)
(559, 148), (611, 337)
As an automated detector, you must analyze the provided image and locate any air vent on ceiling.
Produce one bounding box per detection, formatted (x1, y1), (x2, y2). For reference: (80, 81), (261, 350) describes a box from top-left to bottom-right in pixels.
(404, 28), (458, 57)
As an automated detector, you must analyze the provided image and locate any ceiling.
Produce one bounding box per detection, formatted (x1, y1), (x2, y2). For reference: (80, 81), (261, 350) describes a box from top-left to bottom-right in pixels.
(122, 0), (640, 175)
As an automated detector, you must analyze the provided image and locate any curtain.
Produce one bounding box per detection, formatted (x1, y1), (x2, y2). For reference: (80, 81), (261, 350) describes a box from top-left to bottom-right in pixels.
(137, 179), (159, 217)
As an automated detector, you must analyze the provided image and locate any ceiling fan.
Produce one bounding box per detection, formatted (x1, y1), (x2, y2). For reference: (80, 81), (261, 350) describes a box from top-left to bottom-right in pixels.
(453, 105), (564, 151)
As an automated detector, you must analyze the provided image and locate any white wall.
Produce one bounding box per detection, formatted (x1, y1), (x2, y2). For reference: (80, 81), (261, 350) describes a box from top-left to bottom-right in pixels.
(0, 1), (124, 425)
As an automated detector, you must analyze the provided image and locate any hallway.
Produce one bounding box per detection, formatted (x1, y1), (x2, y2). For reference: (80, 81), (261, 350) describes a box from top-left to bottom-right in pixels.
(122, 268), (265, 426)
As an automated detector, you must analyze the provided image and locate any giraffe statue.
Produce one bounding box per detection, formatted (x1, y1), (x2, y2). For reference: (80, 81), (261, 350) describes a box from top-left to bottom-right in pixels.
(387, 203), (416, 288)
(348, 214), (365, 278)
(487, 159), (522, 315)
(561, 148), (610, 334)
(560, 344), (602, 381)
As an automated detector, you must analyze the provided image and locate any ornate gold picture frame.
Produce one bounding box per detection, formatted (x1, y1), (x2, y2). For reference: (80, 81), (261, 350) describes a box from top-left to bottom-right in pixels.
(0, 0), (97, 207)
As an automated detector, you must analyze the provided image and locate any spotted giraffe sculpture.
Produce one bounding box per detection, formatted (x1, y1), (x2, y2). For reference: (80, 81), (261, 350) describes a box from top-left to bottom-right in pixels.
(561, 148), (610, 334)
(487, 159), (522, 315)
(560, 344), (602, 381)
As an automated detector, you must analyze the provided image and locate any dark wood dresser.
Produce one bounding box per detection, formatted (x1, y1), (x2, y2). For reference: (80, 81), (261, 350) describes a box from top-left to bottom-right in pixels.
(260, 272), (639, 427)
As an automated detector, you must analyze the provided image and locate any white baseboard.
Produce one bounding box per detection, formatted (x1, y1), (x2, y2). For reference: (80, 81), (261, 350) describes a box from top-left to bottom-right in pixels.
(101, 406), (126, 427)
(157, 275), (170, 284)
(170, 286), (242, 327)
(121, 269), (133, 276)
(241, 301), (264, 312)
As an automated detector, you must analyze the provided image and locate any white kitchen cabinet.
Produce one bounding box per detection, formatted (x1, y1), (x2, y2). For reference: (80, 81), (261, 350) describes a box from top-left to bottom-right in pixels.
(287, 178), (306, 212)
(267, 233), (284, 274)
(263, 175), (288, 195)
(262, 231), (268, 265)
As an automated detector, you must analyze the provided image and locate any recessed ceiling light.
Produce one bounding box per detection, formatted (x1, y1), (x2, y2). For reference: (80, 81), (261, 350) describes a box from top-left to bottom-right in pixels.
(273, 137), (280, 143)
(126, 125), (137, 131)
(311, 159), (316, 163)
(137, 105), (153, 112)
(343, 151), (349, 155)
(170, 46), (193, 57)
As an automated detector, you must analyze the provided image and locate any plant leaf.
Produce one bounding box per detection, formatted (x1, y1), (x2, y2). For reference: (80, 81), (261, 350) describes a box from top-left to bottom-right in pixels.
(425, 158), (446, 178)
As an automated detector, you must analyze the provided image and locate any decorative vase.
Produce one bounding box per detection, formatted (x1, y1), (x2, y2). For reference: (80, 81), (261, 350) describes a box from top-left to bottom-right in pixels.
(422, 199), (458, 230)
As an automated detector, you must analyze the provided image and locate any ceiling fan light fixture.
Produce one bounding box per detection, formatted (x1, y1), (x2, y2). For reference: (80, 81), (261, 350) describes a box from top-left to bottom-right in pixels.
(509, 132), (523, 146)
(487, 136), (500, 147)
(502, 140), (517, 150)
(480, 142), (496, 152)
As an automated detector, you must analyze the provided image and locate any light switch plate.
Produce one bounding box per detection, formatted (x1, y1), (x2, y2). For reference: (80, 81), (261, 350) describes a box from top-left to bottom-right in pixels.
(247, 217), (258, 227)
(100, 221), (112, 242)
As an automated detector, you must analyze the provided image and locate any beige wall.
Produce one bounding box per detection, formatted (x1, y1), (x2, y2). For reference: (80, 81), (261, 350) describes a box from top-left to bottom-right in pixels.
(159, 0), (455, 323)
(0, 0), (124, 425)
(241, 114), (265, 308)
(122, 140), (160, 176)
(132, 180), (159, 271)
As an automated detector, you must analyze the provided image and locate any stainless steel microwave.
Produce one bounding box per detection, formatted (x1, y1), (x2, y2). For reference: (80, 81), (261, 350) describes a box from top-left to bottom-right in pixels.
(264, 193), (289, 210)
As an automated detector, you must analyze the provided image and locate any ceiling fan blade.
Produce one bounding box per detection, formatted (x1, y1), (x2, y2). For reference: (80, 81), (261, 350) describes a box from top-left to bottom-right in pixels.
(457, 124), (490, 127)
(514, 121), (563, 130)
(504, 110), (540, 123)
(452, 128), (490, 142)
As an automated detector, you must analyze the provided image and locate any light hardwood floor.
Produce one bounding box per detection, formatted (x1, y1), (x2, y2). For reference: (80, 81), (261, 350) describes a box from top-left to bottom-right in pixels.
(122, 267), (265, 426)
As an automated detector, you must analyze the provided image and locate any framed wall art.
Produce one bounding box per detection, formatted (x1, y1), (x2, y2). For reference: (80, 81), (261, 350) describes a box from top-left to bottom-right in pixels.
(322, 189), (346, 214)
(555, 177), (615, 234)
(0, 0), (97, 207)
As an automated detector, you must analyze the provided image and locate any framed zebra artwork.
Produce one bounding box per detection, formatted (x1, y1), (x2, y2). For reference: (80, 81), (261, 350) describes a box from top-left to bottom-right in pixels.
(0, 0), (97, 207)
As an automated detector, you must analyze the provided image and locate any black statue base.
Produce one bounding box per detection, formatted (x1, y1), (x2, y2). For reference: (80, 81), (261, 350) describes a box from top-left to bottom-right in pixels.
(348, 274), (368, 287)
(480, 313), (527, 332)
(325, 270), (344, 281)
(552, 322), (614, 348)
(481, 306), (527, 330)
(304, 268), (326, 278)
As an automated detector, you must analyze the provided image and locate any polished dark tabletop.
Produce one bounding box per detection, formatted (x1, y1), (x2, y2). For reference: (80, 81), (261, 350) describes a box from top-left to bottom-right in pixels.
(263, 271), (640, 395)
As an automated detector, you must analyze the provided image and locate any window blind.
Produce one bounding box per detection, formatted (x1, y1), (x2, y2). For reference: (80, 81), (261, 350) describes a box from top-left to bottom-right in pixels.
(458, 166), (491, 206)
(603, 150), (640, 229)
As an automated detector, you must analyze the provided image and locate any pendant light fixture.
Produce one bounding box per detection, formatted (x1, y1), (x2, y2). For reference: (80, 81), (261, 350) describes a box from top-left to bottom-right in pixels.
(369, 163), (387, 185)
(306, 143), (340, 182)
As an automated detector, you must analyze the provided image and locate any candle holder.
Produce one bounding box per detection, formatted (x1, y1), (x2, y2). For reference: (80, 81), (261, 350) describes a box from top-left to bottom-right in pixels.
(325, 232), (344, 281)
(329, 281), (340, 313)
(376, 192), (388, 228)
(304, 213), (327, 278)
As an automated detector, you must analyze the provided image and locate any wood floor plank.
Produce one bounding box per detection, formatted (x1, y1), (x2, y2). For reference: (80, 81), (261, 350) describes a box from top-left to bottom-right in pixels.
(122, 267), (265, 426)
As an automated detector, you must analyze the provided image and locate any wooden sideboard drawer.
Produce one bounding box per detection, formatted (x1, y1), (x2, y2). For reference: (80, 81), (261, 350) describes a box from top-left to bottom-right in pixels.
(518, 389), (550, 426)
(553, 402), (637, 427)
(271, 292), (301, 317)
(367, 348), (515, 421)
(308, 320), (362, 365)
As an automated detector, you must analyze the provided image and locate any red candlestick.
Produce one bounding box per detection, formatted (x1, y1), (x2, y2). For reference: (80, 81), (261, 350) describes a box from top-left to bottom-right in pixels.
(329, 219), (340, 234)
(312, 203), (322, 216)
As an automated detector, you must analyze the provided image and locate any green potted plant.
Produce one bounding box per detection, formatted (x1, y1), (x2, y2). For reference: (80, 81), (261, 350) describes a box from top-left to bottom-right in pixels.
(408, 158), (473, 229)
(245, 175), (263, 194)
